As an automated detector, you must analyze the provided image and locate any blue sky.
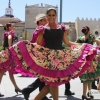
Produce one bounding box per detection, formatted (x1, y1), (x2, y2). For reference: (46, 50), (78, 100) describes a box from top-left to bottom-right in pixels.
(0, 0), (100, 22)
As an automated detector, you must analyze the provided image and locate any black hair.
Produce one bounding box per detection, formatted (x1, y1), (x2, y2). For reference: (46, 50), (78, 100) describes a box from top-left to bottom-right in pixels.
(81, 26), (90, 35)
(37, 21), (39, 25)
(4, 25), (6, 31)
(4, 23), (12, 31)
(46, 8), (57, 15)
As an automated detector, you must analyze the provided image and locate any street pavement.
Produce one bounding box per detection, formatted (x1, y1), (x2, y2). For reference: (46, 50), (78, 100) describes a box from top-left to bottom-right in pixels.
(0, 72), (100, 100)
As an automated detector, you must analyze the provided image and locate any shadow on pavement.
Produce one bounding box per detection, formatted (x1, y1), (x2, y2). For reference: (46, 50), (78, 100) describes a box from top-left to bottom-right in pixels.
(50, 95), (81, 100)
(50, 95), (100, 100)
(0, 95), (24, 100)
(66, 96), (81, 100)
(66, 96), (100, 100)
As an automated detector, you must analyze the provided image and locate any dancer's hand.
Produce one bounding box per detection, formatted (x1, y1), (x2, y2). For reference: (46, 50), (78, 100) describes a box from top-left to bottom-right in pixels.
(70, 43), (80, 49)
(33, 42), (38, 45)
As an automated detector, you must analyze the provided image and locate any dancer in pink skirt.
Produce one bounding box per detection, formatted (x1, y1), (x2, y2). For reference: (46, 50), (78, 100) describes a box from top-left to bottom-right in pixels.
(0, 23), (21, 97)
(0, 9), (99, 100)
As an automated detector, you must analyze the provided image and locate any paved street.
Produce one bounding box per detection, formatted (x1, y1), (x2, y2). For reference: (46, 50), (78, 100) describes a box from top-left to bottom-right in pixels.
(0, 73), (100, 100)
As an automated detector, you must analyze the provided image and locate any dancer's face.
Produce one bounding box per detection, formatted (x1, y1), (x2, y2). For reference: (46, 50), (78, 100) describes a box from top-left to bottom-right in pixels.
(39, 18), (47, 26)
(47, 10), (56, 24)
(9, 25), (14, 30)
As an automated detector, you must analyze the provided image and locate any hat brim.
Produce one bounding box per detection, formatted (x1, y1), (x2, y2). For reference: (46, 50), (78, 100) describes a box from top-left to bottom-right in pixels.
(34, 16), (46, 23)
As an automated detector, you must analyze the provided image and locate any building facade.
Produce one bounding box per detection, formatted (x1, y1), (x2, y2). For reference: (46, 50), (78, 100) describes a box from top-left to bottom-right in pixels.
(1, 1), (100, 46)
(75, 17), (100, 38)
(0, 0), (25, 45)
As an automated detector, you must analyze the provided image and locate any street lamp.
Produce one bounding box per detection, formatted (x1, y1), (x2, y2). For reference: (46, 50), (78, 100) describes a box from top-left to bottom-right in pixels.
(60, 0), (63, 24)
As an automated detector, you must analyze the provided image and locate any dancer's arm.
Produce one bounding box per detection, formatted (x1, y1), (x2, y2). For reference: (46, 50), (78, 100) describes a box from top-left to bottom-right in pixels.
(94, 39), (100, 47)
(8, 35), (12, 47)
(63, 31), (78, 47)
(36, 32), (43, 45)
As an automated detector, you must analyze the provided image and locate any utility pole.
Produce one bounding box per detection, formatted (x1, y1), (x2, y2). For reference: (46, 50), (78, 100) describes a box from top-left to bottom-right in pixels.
(60, 0), (63, 24)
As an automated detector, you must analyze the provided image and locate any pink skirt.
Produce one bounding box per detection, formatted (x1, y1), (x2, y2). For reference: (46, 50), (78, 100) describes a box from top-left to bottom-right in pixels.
(0, 40), (98, 85)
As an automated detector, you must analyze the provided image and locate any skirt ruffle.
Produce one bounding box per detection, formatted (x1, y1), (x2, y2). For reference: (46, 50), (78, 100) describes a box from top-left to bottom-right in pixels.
(80, 62), (100, 83)
(0, 40), (98, 85)
(0, 49), (17, 74)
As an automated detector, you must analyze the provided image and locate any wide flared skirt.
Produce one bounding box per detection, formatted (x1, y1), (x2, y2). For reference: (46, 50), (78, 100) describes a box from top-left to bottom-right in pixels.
(0, 40), (98, 85)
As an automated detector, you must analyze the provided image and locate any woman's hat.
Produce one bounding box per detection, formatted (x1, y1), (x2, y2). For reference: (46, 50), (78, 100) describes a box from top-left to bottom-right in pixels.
(34, 14), (46, 23)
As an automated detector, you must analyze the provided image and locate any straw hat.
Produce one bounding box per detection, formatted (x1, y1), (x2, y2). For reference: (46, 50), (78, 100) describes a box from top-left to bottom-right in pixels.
(34, 14), (46, 23)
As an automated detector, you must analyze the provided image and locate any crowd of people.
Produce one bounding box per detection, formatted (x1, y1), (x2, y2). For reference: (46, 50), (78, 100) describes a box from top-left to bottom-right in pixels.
(0, 8), (100, 100)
